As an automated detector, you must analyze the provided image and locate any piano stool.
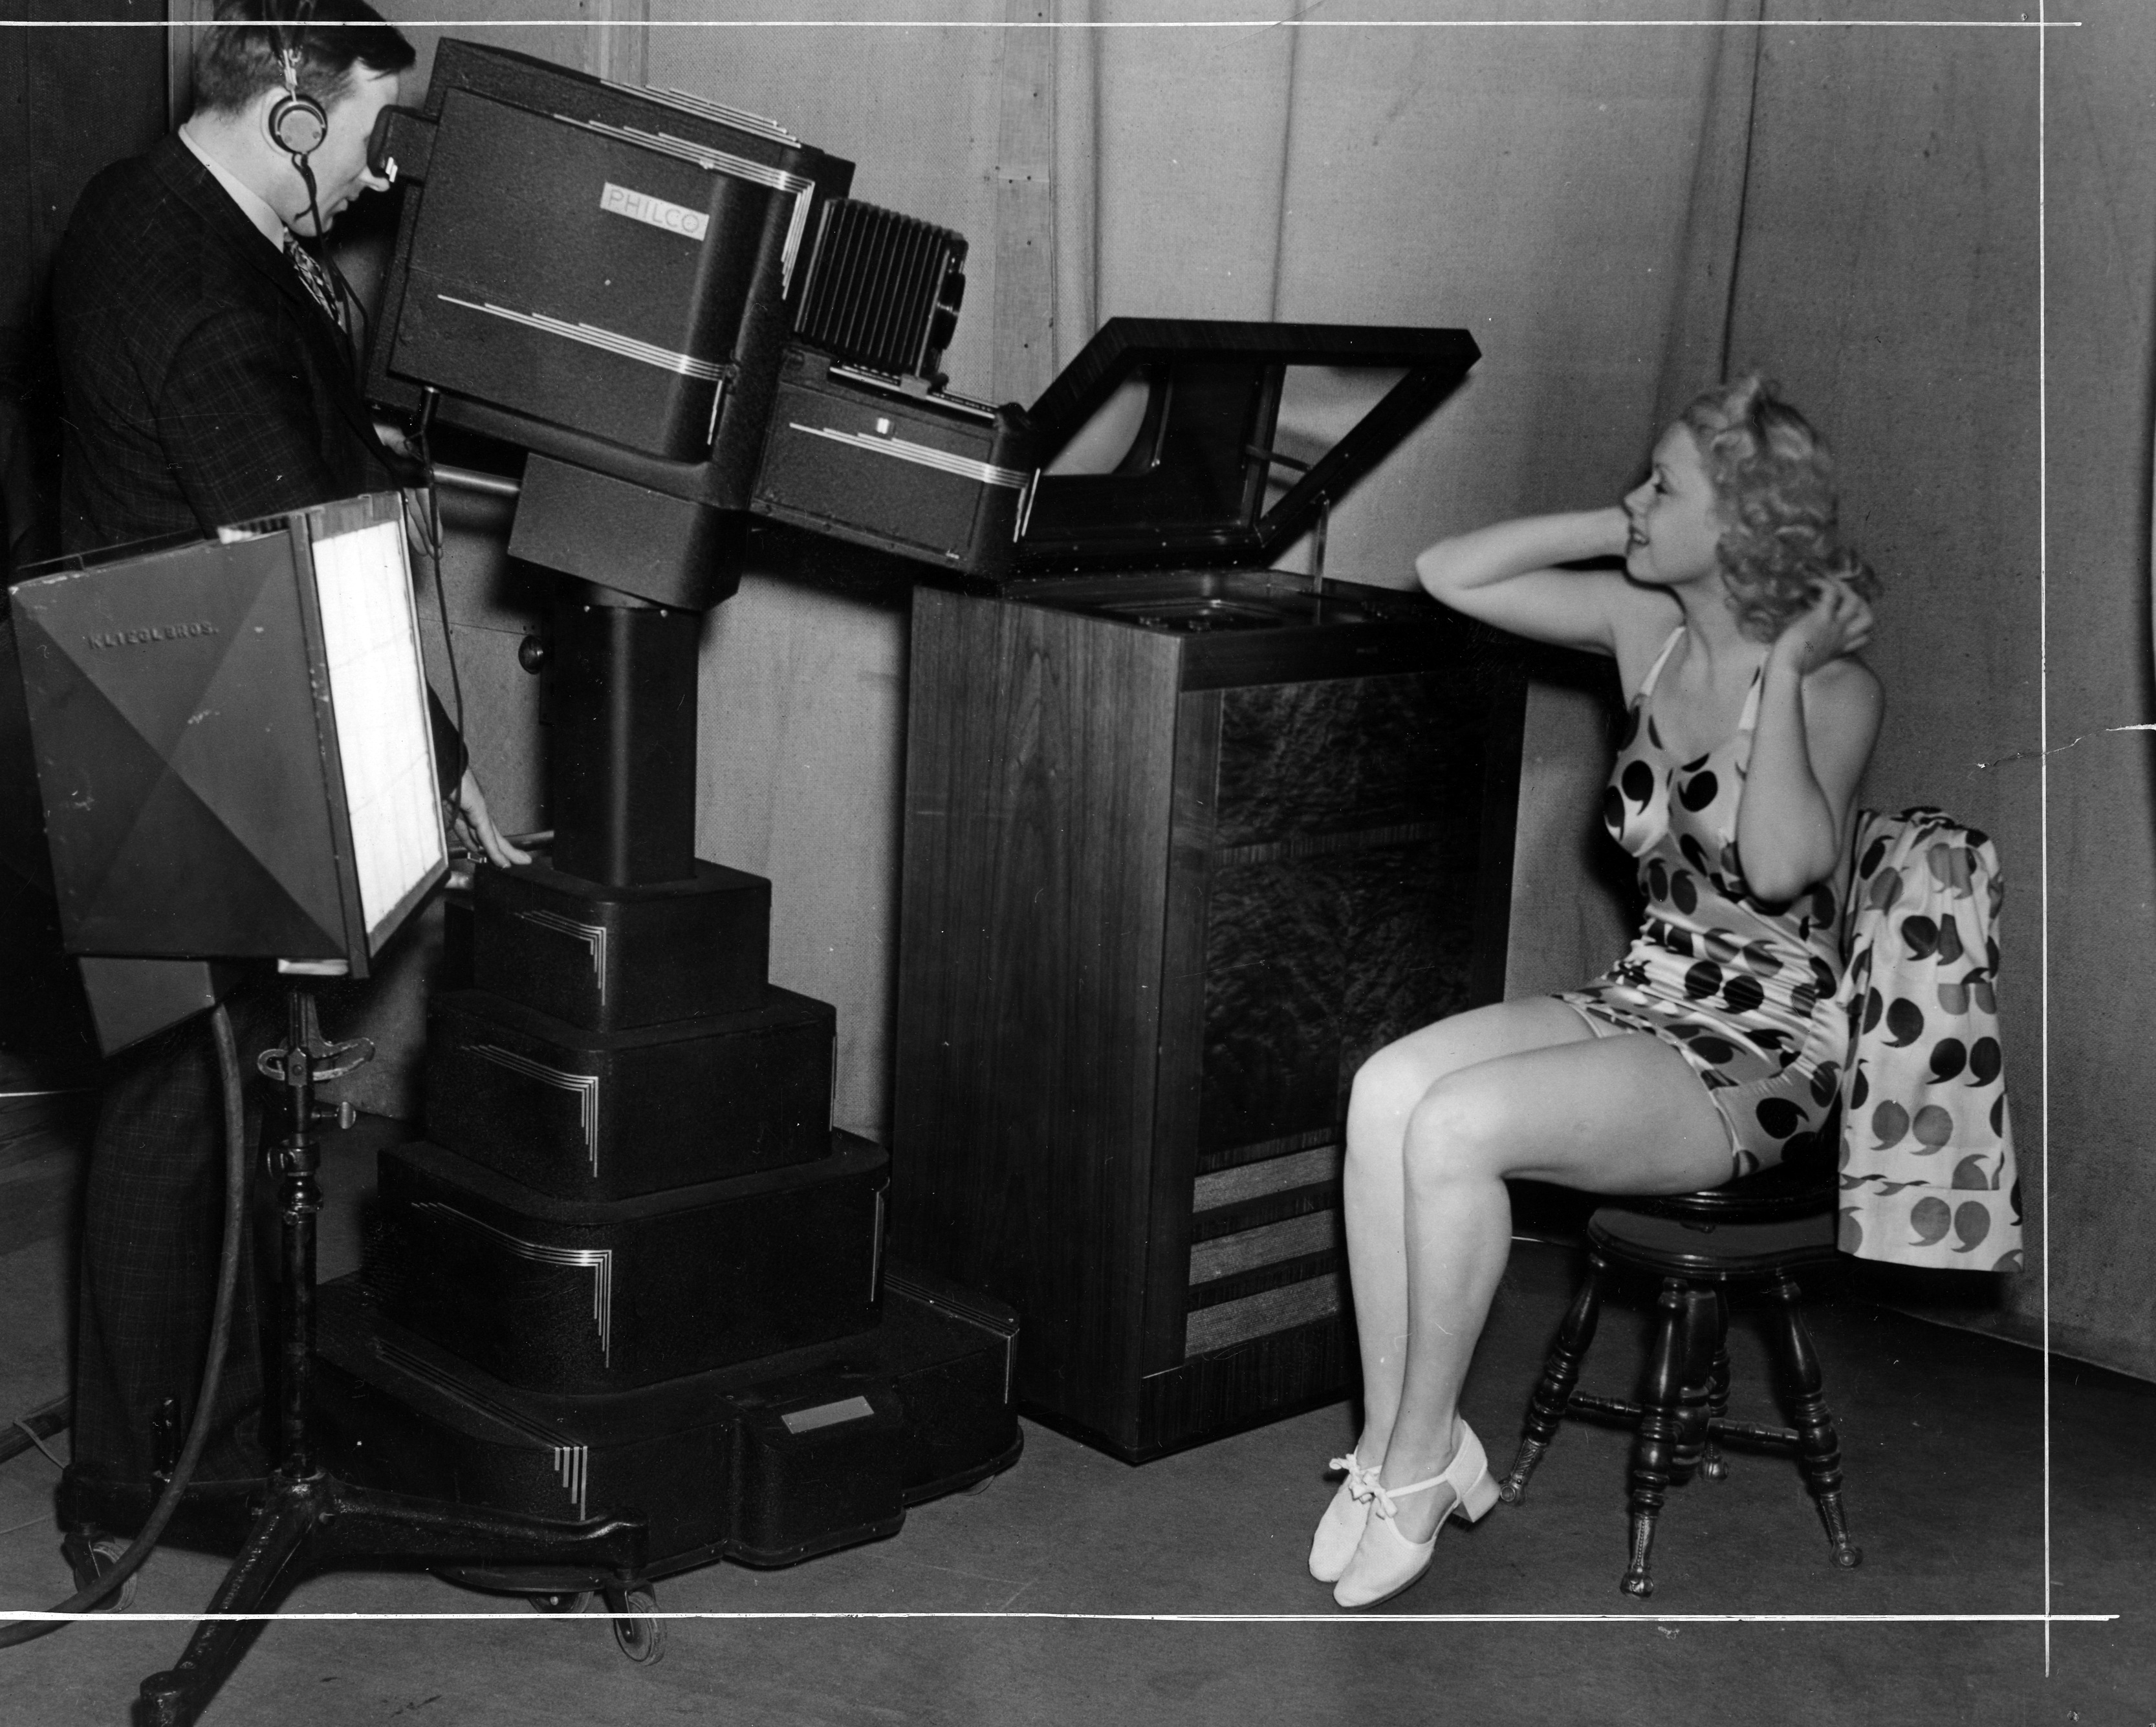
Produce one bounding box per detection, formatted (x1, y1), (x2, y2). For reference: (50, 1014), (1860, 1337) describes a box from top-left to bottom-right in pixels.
(1496, 1155), (1863, 1597)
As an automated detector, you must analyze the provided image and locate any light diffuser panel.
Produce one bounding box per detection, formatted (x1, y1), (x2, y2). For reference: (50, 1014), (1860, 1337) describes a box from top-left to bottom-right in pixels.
(309, 516), (446, 951)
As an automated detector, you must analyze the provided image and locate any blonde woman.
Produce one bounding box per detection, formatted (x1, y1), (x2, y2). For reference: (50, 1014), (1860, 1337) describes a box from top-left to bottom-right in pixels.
(1314, 378), (1883, 1609)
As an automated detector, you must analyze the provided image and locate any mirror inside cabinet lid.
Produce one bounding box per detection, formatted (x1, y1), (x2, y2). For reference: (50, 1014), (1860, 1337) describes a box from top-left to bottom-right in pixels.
(1016, 320), (1479, 574)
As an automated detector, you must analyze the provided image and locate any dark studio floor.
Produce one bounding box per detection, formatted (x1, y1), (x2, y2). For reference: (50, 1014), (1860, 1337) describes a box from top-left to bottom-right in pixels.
(0, 1118), (2148, 1727)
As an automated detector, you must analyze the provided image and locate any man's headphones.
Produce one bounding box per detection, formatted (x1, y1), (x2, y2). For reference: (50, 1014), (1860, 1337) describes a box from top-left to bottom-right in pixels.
(266, 0), (327, 160)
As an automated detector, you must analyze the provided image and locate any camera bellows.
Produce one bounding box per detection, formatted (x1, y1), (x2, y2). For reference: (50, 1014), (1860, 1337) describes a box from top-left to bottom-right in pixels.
(792, 199), (966, 385)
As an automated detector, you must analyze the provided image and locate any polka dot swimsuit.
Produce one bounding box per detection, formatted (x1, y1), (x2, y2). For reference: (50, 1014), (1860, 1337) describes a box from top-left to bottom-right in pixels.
(1556, 629), (1847, 1176)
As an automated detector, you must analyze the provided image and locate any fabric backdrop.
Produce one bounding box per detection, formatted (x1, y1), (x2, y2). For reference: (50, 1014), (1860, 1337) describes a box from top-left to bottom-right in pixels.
(367, 2), (2156, 1380)
(1719, 4), (2156, 1380)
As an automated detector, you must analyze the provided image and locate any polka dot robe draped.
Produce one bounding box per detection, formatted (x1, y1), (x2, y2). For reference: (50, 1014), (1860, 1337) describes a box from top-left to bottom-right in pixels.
(1833, 807), (2021, 1272)
(1557, 629), (1847, 1177)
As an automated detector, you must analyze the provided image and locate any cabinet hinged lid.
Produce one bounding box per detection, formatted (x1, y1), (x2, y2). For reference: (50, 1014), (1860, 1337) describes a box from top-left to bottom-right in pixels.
(1016, 320), (1479, 573)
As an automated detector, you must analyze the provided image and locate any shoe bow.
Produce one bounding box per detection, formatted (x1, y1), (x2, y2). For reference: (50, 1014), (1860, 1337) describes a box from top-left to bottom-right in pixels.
(1369, 1472), (1445, 1521)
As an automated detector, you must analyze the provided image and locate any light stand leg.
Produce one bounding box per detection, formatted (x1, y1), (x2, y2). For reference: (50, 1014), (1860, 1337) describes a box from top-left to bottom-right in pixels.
(134, 986), (646, 1727)
(279, 988), (318, 1479)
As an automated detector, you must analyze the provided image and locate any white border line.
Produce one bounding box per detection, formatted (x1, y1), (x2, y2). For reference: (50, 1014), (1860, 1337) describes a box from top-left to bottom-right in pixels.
(0, 16), (2091, 27)
(0, 1611), (2122, 1626)
(2036, 0), (2054, 1682)
(5, 1), (2087, 1657)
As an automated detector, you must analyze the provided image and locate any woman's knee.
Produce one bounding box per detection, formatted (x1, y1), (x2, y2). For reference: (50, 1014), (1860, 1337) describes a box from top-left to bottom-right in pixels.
(1349, 1033), (1454, 1129)
(1342, 1056), (1414, 1173)
(1342, 1043), (1439, 1190)
(1399, 1077), (1516, 1191)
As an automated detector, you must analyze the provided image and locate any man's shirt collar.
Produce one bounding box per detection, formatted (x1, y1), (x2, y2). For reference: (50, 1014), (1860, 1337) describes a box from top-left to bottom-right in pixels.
(178, 124), (289, 250)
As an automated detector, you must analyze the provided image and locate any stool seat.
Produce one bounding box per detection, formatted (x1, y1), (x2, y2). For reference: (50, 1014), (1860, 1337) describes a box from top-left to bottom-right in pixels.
(1501, 1157), (1861, 1597)
(1587, 1204), (1839, 1279)
(1621, 1146), (1838, 1222)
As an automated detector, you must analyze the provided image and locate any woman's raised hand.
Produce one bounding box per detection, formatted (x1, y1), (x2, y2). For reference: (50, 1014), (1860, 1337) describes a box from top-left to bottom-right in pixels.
(1772, 579), (1875, 675)
(1591, 502), (1634, 560)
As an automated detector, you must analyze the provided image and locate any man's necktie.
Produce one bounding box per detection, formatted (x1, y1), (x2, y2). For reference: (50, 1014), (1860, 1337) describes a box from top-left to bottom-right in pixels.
(284, 233), (345, 333)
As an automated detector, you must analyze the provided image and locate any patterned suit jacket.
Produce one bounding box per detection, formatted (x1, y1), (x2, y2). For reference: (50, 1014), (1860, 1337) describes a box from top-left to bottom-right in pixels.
(54, 134), (401, 550)
(47, 138), (462, 1493)
(51, 134), (462, 786)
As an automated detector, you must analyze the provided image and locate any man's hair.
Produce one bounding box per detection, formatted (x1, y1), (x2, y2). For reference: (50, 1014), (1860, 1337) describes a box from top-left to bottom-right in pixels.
(191, 1), (415, 117)
(1679, 375), (1882, 644)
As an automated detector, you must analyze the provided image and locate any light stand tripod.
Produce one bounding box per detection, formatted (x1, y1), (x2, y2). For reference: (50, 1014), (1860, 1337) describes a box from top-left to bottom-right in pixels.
(135, 984), (646, 1727)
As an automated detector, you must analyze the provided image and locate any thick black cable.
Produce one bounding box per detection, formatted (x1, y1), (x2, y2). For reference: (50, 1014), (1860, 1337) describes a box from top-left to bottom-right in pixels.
(406, 407), (469, 755)
(0, 1398), (70, 1469)
(294, 154), (325, 254)
(0, 1003), (251, 1646)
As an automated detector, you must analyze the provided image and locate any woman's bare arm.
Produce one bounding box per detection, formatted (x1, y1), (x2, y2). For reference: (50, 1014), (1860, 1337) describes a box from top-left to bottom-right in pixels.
(1413, 506), (1661, 658)
(1735, 585), (1884, 902)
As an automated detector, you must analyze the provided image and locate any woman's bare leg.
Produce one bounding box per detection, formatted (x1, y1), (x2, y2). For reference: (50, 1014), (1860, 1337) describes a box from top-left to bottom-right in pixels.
(1369, 1030), (1734, 1541)
(1342, 997), (1602, 1468)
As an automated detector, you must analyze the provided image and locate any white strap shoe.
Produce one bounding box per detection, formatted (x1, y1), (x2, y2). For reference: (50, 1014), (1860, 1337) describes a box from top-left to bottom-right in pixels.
(1307, 1451), (1380, 1582)
(1332, 1419), (1500, 1610)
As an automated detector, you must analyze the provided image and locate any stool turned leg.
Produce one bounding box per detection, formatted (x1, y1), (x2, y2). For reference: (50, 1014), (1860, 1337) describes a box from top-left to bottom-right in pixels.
(1671, 1285), (1717, 1484)
(1701, 1286), (1732, 1484)
(1622, 1277), (1689, 1598)
(1501, 1251), (1607, 1504)
(1764, 1270), (1862, 1570)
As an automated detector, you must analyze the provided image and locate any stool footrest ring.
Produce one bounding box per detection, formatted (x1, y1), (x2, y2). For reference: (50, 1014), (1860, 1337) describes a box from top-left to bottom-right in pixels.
(1562, 1394), (1802, 1454)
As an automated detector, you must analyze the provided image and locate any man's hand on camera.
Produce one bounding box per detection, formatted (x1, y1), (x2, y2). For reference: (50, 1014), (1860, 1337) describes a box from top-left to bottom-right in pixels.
(450, 767), (532, 869)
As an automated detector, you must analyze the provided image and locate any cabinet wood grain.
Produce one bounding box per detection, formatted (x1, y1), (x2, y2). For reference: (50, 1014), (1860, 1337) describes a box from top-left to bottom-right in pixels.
(891, 583), (1523, 1458)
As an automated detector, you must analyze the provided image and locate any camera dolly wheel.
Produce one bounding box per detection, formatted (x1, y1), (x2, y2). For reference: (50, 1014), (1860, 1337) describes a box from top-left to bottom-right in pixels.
(527, 1589), (593, 1615)
(602, 1583), (665, 1664)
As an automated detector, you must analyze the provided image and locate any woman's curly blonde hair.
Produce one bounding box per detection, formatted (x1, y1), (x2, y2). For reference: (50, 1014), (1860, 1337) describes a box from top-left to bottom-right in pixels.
(1679, 375), (1880, 643)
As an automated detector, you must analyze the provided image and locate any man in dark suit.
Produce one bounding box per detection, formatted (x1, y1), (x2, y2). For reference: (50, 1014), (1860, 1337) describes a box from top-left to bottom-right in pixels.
(49, 1), (523, 1567)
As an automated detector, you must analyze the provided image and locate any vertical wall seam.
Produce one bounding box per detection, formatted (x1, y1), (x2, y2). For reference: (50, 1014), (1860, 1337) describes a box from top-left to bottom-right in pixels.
(1088, 5), (1102, 352)
(2034, 0), (2052, 1673)
(1652, 0), (1763, 434)
(601, 0), (652, 92)
(1265, 12), (1302, 323)
(1714, 12), (1767, 384)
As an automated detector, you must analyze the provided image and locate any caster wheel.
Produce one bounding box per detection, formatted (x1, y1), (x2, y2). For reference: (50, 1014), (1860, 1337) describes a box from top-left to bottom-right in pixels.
(603, 1586), (666, 1665)
(963, 1472), (997, 1496)
(528, 1591), (593, 1615)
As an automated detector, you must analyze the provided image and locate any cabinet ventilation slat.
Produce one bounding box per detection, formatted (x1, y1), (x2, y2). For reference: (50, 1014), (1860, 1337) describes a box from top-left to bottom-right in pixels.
(1184, 1274), (1342, 1356)
(1188, 1211), (1338, 1285)
(1192, 1142), (1342, 1213)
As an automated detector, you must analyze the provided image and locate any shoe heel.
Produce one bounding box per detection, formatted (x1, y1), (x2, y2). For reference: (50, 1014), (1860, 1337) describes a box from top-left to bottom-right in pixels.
(1445, 1421), (1500, 1525)
(1453, 1465), (1501, 1525)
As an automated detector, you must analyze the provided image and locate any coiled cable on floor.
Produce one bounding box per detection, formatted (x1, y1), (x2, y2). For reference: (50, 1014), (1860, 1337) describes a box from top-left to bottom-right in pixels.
(0, 1002), (249, 1647)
